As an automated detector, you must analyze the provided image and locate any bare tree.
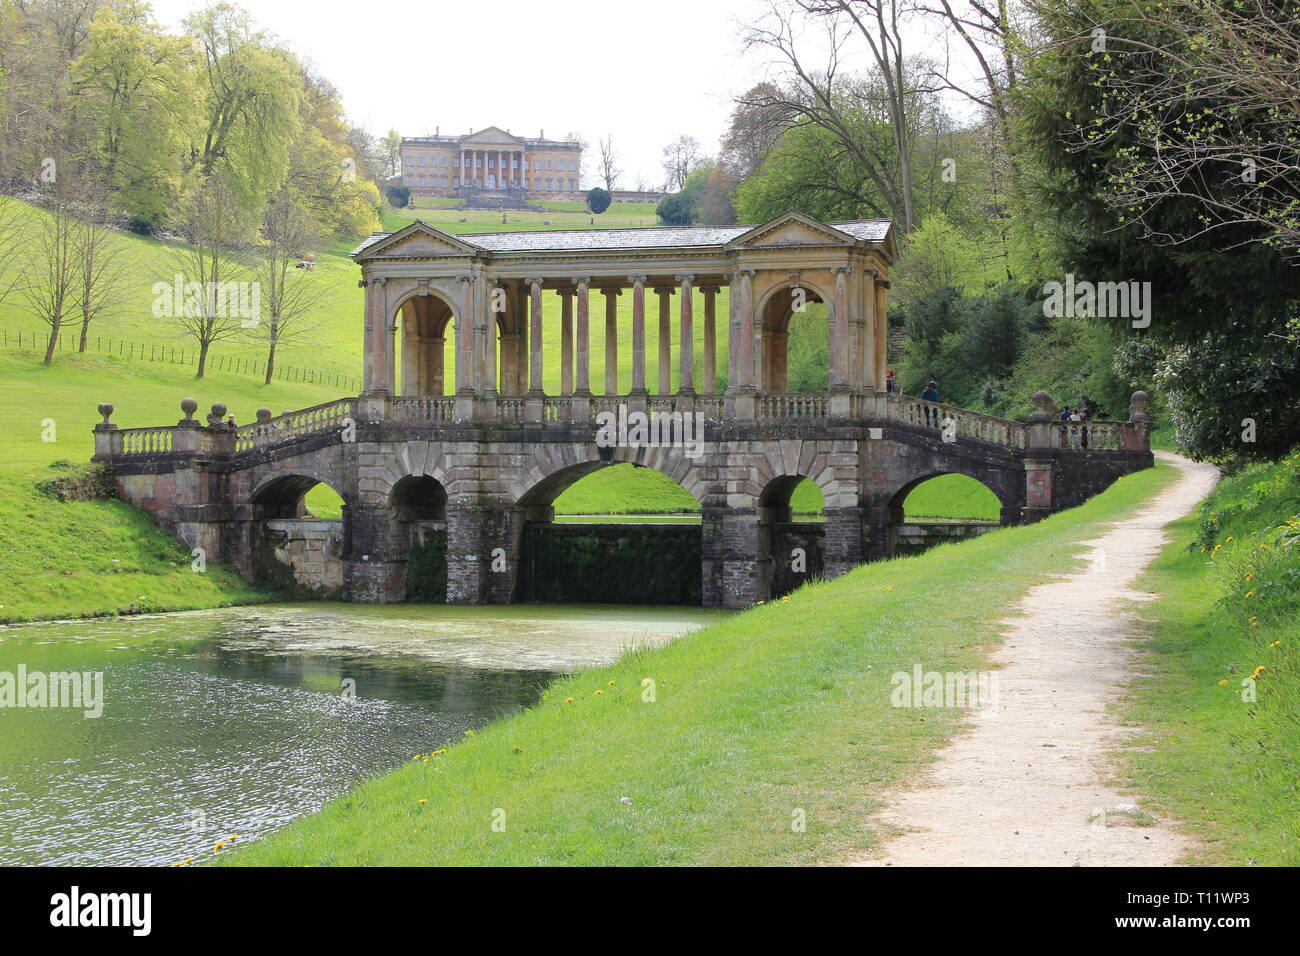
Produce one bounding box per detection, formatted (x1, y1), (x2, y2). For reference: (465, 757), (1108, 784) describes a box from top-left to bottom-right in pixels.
(164, 176), (256, 378)
(256, 190), (329, 384)
(1055, 0), (1300, 257)
(21, 190), (79, 365)
(0, 196), (28, 306)
(661, 134), (701, 191)
(742, 0), (921, 231)
(597, 134), (622, 191)
(71, 207), (129, 352)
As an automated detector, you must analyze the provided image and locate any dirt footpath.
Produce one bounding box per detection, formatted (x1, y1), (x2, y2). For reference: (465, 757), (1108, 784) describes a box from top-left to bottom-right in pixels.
(850, 452), (1220, 867)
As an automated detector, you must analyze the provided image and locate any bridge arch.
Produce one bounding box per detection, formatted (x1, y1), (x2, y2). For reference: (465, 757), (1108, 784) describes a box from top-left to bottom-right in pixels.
(246, 471), (351, 596)
(390, 474), (449, 602)
(513, 453), (705, 605)
(758, 474), (827, 598)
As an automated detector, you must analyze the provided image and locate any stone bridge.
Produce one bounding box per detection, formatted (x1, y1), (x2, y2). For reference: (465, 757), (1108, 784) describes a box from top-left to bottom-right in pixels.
(90, 212), (1153, 608)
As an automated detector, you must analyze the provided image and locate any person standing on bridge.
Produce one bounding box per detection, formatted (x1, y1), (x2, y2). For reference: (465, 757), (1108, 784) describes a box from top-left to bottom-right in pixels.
(920, 381), (941, 427)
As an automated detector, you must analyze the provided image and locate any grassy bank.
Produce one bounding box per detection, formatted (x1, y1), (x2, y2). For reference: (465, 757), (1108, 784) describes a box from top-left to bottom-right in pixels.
(1118, 453), (1300, 865)
(224, 460), (1176, 866)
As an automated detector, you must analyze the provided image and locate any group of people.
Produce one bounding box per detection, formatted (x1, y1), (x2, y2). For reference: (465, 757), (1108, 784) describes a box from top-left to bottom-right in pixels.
(891, 372), (1093, 447)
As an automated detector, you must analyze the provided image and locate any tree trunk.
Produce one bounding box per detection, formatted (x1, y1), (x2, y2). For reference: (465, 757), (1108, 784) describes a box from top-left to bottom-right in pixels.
(197, 339), (210, 378)
(43, 317), (61, 365)
(79, 315), (90, 353)
(264, 340), (277, 385)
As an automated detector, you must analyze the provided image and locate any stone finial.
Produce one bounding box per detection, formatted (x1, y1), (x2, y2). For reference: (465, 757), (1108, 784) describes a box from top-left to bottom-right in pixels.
(1129, 390), (1151, 423)
(256, 408), (273, 424)
(97, 403), (114, 424)
(207, 402), (227, 426)
(1030, 390), (1057, 422)
(180, 397), (198, 423)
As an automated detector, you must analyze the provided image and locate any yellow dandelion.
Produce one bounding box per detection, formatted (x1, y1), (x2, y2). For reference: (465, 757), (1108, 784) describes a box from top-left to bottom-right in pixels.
(1270, 641), (1281, 648)
(1218, 679), (1229, 686)
(1246, 591), (1255, 598)
(594, 689), (603, 696)
(608, 680), (616, 686)
(565, 697), (574, 703)
(418, 798), (428, 804)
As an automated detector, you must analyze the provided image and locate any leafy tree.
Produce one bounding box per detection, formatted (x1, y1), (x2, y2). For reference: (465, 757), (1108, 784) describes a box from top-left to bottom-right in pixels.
(386, 184), (410, 208)
(656, 191), (693, 226)
(70, 2), (197, 229)
(586, 186), (611, 214)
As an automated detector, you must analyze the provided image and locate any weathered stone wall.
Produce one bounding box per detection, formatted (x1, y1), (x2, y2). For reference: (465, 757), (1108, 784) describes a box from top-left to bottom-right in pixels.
(768, 522), (825, 597)
(261, 519), (345, 596)
(521, 523), (702, 605)
(892, 521), (999, 557)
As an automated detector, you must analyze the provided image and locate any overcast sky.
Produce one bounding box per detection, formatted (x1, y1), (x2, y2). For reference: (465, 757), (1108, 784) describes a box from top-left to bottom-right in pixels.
(146, 0), (975, 189)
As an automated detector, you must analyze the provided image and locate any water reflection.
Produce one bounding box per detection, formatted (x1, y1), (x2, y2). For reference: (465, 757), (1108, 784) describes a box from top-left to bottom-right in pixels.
(0, 602), (723, 866)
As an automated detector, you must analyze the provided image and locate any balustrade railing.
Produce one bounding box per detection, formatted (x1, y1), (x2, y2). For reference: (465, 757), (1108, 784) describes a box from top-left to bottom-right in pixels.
(235, 398), (355, 452)
(389, 396), (454, 423)
(118, 427), (174, 456)
(886, 394), (1028, 449)
(760, 393), (828, 419)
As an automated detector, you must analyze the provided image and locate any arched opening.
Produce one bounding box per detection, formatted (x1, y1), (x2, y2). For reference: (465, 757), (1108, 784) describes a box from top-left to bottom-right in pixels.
(249, 474), (348, 595)
(759, 475), (826, 597)
(395, 292), (457, 396)
(519, 461), (702, 604)
(390, 475), (448, 602)
(759, 285), (830, 393)
(887, 473), (1004, 557)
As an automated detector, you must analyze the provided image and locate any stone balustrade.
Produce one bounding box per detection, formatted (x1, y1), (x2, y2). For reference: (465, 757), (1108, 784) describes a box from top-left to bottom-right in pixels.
(93, 387), (1152, 463)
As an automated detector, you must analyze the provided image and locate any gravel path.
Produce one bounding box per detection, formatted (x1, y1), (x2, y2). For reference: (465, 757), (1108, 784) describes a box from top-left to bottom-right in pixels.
(851, 452), (1220, 867)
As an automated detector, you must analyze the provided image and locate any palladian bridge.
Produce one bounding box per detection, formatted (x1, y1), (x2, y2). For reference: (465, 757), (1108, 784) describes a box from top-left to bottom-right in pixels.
(92, 212), (1153, 609)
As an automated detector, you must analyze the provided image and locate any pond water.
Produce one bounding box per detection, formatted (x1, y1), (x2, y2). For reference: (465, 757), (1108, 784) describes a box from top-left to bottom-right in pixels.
(0, 602), (724, 866)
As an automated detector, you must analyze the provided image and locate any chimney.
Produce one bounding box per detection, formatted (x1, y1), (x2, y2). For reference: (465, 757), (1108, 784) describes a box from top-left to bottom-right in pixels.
(540, 129), (544, 139)
(435, 126), (439, 135)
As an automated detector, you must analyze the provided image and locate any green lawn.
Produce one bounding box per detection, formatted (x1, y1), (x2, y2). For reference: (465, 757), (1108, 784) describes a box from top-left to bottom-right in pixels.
(1117, 453), (1300, 865)
(222, 460), (1174, 866)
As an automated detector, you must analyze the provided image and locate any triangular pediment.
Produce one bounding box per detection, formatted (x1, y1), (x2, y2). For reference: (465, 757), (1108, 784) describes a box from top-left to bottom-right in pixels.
(352, 221), (482, 261)
(726, 211), (858, 250)
(461, 126), (524, 146)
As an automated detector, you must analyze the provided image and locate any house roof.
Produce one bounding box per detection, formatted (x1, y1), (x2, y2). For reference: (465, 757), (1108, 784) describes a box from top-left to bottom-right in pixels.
(351, 216), (892, 259)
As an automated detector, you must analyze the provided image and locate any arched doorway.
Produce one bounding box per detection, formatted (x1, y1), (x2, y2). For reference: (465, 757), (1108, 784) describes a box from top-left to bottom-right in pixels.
(758, 284), (830, 393)
(518, 461), (702, 604)
(396, 292), (457, 396)
(390, 475), (448, 602)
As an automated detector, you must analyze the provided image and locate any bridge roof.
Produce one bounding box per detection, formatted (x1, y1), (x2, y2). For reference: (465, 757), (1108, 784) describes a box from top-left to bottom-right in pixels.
(350, 214), (893, 260)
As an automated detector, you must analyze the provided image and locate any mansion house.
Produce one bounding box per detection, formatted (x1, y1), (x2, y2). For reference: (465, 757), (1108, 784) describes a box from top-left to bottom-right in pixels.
(400, 126), (583, 202)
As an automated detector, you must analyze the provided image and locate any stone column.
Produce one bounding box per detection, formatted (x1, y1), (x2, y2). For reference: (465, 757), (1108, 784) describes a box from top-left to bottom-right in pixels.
(725, 269), (757, 417)
(831, 267), (850, 391)
(700, 286), (718, 393)
(676, 274), (695, 394)
(454, 274), (475, 418)
(499, 332), (518, 395)
(525, 277), (545, 423)
(629, 275), (648, 396)
(527, 278), (544, 394)
(483, 282), (499, 397)
(427, 336), (445, 394)
(655, 286), (673, 394)
(573, 277), (592, 397)
(559, 290), (574, 395)
(862, 269), (878, 391)
(602, 287), (621, 395)
(874, 279), (889, 391)
(400, 311), (419, 396)
(363, 277), (390, 395)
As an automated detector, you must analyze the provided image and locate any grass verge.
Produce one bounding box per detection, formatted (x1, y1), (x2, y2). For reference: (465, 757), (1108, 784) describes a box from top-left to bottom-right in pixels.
(224, 460), (1177, 866)
(1117, 453), (1300, 865)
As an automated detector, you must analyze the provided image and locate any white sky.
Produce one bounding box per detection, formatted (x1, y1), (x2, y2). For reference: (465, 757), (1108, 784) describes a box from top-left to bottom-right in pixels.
(147, 0), (979, 190)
